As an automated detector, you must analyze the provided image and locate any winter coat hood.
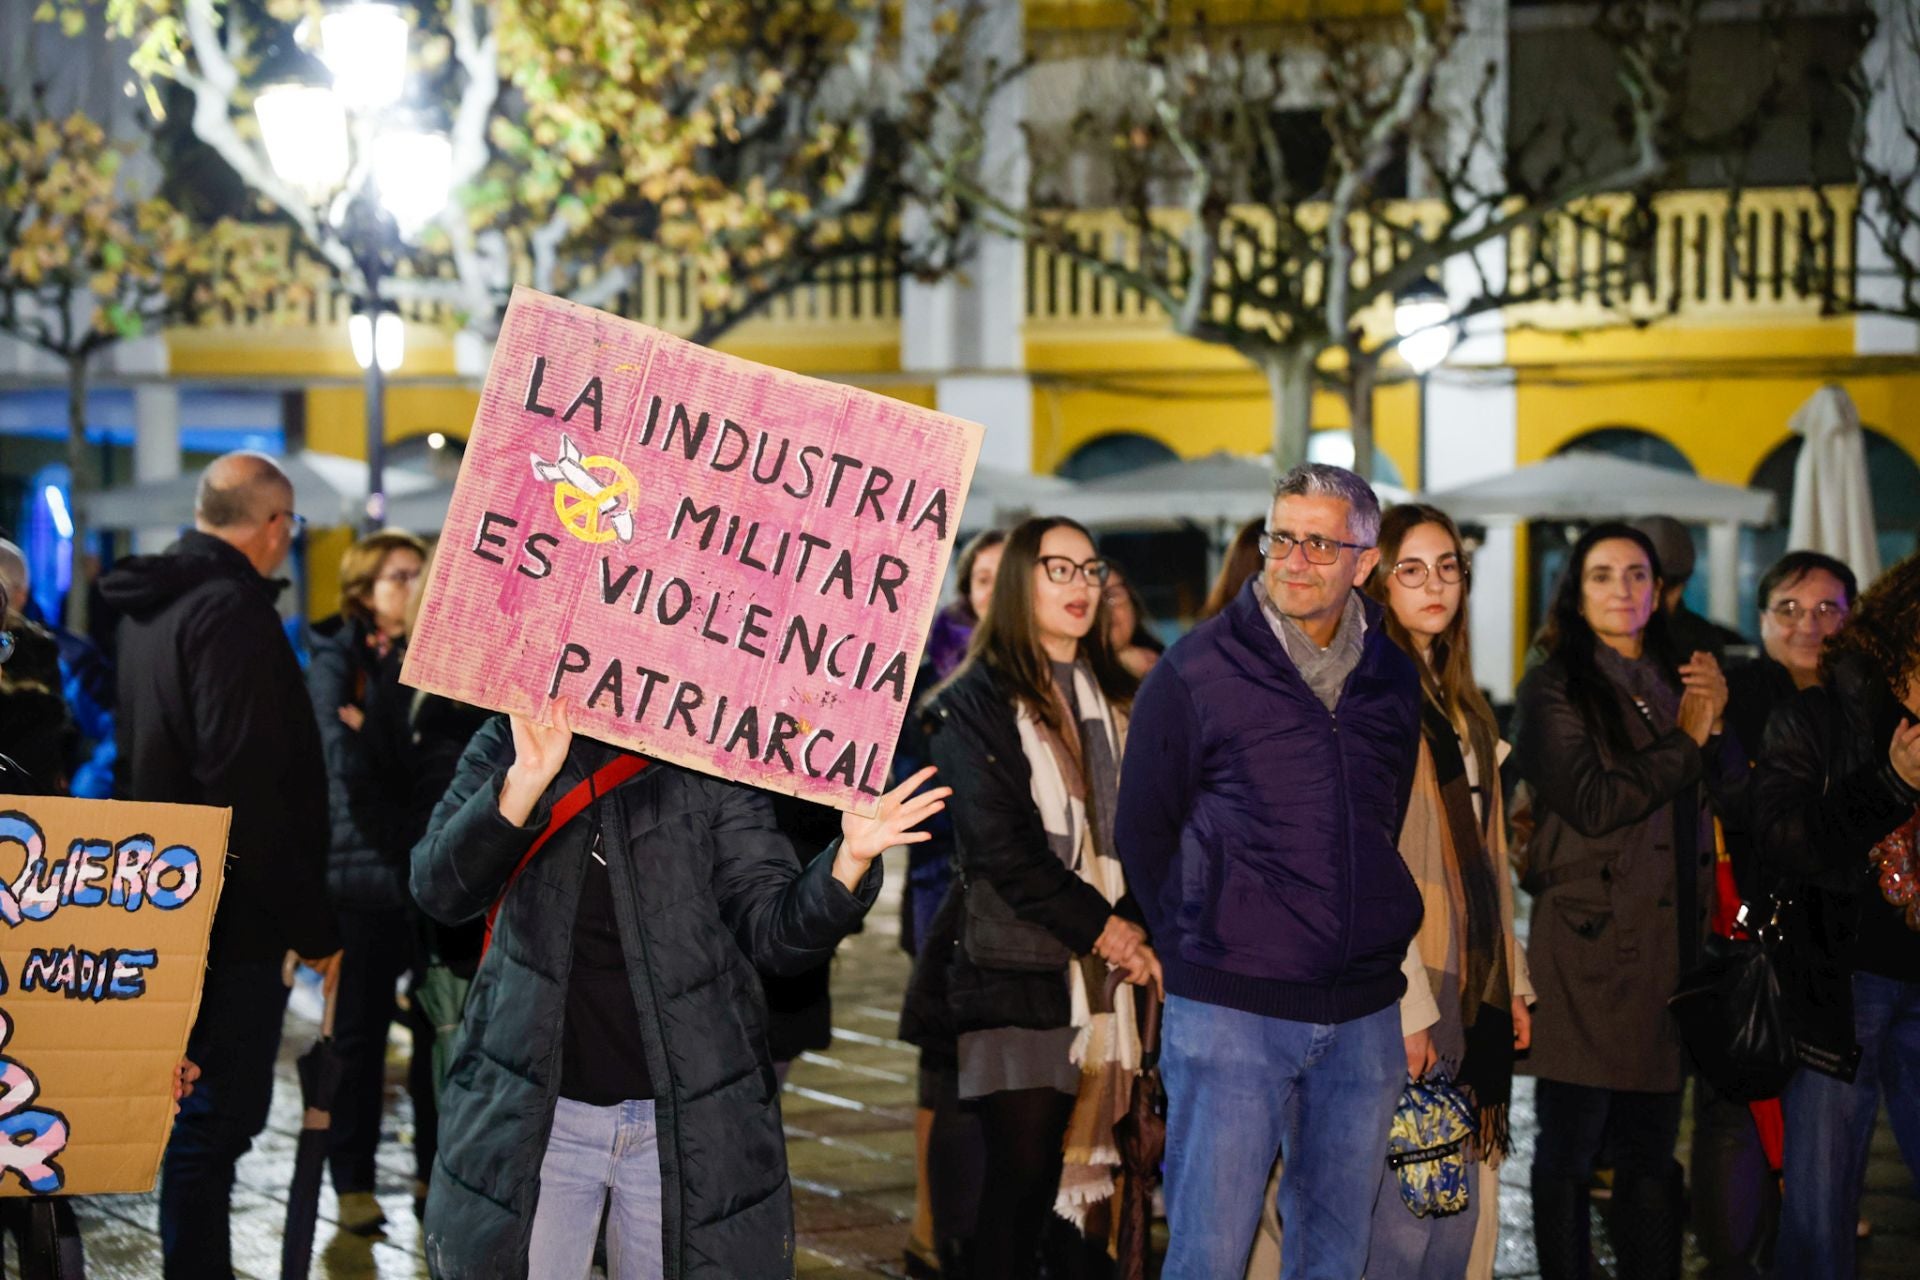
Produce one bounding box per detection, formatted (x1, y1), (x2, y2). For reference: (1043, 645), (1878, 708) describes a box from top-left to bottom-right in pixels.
(98, 531), (282, 619)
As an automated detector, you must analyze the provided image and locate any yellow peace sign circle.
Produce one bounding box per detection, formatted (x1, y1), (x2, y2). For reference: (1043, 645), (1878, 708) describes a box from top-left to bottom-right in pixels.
(552, 454), (639, 544)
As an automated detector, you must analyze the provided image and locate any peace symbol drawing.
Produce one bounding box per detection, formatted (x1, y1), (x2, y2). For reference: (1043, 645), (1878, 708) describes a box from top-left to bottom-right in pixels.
(530, 433), (639, 544)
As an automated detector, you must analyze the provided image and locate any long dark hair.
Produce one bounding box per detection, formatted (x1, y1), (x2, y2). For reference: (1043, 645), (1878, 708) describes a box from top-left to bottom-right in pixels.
(951, 528), (1007, 623)
(1823, 549), (1920, 694)
(1533, 522), (1679, 753)
(950, 516), (1137, 730)
(1367, 505), (1498, 751)
(1200, 517), (1265, 620)
(1106, 559), (1165, 655)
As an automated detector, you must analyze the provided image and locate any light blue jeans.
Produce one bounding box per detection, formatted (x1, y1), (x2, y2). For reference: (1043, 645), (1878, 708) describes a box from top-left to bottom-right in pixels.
(1160, 996), (1403, 1280)
(528, 1097), (665, 1280)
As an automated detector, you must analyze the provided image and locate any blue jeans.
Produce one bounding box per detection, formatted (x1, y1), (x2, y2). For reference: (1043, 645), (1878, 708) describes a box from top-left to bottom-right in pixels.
(1776, 971), (1920, 1279)
(1368, 1158), (1479, 1278)
(160, 956), (291, 1280)
(528, 1097), (664, 1280)
(1160, 996), (1403, 1280)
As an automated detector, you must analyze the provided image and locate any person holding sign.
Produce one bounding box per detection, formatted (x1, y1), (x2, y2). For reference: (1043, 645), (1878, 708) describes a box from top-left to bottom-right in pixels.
(916, 516), (1159, 1280)
(411, 707), (948, 1280)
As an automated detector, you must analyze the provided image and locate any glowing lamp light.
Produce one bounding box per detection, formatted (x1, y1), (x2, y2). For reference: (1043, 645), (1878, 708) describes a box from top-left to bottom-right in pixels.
(1394, 281), (1456, 375)
(370, 129), (454, 238)
(427, 432), (447, 450)
(349, 311), (405, 372)
(44, 486), (74, 540)
(254, 83), (351, 199)
(318, 4), (411, 111)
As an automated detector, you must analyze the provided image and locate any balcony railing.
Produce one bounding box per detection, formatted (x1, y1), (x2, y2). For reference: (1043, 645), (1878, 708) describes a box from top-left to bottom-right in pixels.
(1024, 186), (1860, 335)
(192, 185), (1858, 345)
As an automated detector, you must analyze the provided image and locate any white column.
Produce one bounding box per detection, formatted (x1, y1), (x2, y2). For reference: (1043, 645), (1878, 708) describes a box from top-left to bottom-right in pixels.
(1706, 521), (1742, 629)
(1857, 0), (1920, 355)
(1423, 0), (1521, 701)
(132, 384), (182, 553)
(900, 0), (1031, 472)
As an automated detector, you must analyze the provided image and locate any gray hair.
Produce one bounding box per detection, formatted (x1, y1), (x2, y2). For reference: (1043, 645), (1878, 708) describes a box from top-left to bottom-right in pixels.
(196, 451), (292, 529)
(1271, 463), (1382, 546)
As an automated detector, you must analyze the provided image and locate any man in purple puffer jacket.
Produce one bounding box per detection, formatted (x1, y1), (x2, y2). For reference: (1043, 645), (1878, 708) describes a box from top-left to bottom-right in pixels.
(1117, 463), (1428, 1280)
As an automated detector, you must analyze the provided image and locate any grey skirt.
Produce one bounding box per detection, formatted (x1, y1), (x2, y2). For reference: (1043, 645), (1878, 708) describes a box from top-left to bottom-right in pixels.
(956, 1025), (1080, 1099)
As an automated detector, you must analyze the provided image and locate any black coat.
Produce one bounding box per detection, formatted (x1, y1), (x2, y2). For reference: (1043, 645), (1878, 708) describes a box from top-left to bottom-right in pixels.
(1719, 656), (1801, 903)
(1754, 650), (1920, 1055)
(411, 718), (880, 1279)
(99, 532), (337, 963)
(309, 618), (418, 911)
(915, 662), (1116, 1036)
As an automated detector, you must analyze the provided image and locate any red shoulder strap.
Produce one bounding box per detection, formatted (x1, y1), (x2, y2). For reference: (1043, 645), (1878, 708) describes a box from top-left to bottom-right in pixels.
(482, 754), (649, 958)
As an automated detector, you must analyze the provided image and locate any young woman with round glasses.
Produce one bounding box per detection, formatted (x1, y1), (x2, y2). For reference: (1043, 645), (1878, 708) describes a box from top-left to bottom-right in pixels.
(1365, 504), (1532, 1279)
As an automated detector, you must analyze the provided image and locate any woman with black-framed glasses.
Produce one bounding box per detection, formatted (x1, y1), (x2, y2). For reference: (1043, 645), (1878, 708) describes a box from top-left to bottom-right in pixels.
(909, 515), (1157, 1279)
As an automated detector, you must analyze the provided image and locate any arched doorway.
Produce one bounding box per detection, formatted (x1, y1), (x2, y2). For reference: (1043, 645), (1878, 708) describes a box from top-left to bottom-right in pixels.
(1528, 428), (1700, 641)
(1057, 432), (1206, 630)
(1746, 428), (1920, 612)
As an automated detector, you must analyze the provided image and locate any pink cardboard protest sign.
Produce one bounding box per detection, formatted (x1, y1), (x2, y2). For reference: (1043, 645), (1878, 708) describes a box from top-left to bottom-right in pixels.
(402, 287), (983, 813)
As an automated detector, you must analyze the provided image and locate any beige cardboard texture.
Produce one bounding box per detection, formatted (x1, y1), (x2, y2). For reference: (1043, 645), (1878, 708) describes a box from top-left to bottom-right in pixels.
(0, 797), (229, 1196)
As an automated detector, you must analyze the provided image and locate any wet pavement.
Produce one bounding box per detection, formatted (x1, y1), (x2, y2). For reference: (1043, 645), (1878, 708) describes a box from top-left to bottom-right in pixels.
(62, 851), (1919, 1278)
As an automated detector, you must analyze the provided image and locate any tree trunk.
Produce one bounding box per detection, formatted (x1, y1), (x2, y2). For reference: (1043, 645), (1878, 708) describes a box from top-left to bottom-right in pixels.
(64, 353), (93, 635)
(1344, 343), (1378, 483)
(1263, 346), (1318, 473)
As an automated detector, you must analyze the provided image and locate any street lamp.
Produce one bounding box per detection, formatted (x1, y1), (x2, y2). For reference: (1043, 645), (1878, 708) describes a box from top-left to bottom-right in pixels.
(1395, 279), (1457, 489)
(253, 3), (450, 530)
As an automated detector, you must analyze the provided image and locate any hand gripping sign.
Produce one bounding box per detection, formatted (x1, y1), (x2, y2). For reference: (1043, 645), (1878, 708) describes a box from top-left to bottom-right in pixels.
(0, 797), (228, 1196)
(404, 287), (984, 814)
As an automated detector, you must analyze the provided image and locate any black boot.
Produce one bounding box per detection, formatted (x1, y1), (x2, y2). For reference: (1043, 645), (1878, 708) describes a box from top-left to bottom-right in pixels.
(1610, 1160), (1685, 1280)
(1531, 1170), (1593, 1280)
(937, 1236), (974, 1280)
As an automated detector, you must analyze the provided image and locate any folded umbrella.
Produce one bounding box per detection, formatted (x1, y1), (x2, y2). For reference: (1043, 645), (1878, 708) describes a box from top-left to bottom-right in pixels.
(1112, 980), (1166, 1280)
(281, 957), (342, 1280)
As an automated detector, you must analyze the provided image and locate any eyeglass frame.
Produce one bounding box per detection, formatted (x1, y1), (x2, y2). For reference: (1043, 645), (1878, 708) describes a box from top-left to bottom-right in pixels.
(1763, 598), (1848, 625)
(1388, 554), (1469, 589)
(375, 566), (424, 586)
(1258, 528), (1375, 566)
(1036, 555), (1112, 586)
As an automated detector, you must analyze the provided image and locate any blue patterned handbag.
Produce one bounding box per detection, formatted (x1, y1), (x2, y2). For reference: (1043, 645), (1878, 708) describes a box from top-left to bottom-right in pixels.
(1386, 1074), (1478, 1217)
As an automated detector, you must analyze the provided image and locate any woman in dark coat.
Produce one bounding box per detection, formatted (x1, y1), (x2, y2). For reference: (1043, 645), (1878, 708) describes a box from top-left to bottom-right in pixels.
(1511, 522), (1738, 1280)
(412, 705), (947, 1280)
(1754, 550), (1920, 1280)
(915, 516), (1156, 1280)
(308, 528), (431, 1233)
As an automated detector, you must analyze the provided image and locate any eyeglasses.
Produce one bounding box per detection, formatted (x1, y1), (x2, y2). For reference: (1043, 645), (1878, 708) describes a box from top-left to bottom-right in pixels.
(1037, 555), (1111, 586)
(1259, 529), (1373, 566)
(1765, 599), (1847, 625)
(1390, 555), (1466, 589)
(273, 509), (308, 534)
(377, 568), (423, 586)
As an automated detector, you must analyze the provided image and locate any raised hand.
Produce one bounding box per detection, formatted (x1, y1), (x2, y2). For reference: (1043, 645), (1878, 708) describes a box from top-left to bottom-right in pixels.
(501, 701), (574, 827)
(1891, 719), (1920, 791)
(834, 766), (952, 890)
(1678, 651), (1729, 743)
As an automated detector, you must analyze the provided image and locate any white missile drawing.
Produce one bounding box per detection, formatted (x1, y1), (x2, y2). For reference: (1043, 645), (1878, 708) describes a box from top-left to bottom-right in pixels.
(531, 433), (636, 542)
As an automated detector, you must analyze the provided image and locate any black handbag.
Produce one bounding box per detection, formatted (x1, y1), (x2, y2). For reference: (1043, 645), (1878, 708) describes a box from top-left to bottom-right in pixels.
(1668, 896), (1799, 1102)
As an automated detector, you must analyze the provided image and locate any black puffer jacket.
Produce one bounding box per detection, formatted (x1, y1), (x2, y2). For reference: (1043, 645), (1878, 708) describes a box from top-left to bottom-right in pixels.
(309, 618), (417, 911)
(915, 662), (1117, 1036)
(412, 718), (880, 1279)
(1754, 650), (1920, 1056)
(100, 531), (336, 963)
